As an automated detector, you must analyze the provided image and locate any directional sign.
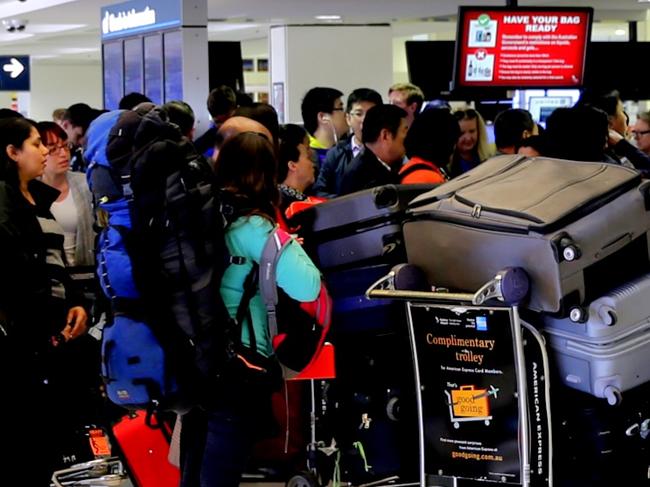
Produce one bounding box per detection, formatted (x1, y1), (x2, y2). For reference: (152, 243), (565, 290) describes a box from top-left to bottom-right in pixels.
(0, 56), (30, 91)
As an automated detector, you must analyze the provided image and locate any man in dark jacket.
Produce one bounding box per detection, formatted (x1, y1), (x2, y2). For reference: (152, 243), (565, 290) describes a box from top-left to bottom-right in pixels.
(61, 103), (102, 172)
(339, 104), (408, 195)
(312, 88), (383, 197)
(193, 85), (238, 156)
(576, 88), (650, 174)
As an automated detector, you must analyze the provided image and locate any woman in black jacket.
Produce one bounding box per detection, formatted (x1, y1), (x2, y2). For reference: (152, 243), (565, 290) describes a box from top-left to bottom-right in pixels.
(0, 117), (89, 484)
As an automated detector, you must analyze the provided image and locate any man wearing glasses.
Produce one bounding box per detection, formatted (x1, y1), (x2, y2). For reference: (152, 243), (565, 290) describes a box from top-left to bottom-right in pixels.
(631, 111), (650, 157)
(313, 88), (383, 197)
(300, 87), (349, 169)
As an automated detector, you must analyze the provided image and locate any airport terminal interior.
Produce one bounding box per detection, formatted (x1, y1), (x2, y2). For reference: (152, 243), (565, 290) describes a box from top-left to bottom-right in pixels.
(1, 0), (650, 486)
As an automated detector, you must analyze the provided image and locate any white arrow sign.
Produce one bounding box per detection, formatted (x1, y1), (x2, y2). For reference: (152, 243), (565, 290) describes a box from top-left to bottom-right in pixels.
(3, 57), (25, 79)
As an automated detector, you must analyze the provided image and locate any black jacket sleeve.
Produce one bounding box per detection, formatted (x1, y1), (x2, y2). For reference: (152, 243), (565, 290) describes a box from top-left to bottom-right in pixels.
(613, 139), (650, 174)
(313, 149), (341, 198)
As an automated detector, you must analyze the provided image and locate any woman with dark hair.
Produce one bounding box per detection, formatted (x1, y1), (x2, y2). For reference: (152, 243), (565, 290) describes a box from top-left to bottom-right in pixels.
(576, 88), (650, 172)
(544, 106), (611, 162)
(277, 123), (316, 212)
(37, 121), (95, 268)
(400, 108), (458, 184)
(0, 117), (89, 483)
(179, 132), (321, 487)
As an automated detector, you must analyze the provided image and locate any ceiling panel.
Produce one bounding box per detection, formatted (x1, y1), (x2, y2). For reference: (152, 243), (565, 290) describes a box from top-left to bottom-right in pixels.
(0, 0), (647, 61)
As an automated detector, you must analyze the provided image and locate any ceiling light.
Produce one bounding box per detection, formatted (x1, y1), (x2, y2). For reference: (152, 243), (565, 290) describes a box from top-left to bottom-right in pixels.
(2, 19), (28, 33)
(614, 29), (626, 36)
(0, 32), (33, 42)
(315, 15), (341, 20)
(57, 47), (99, 54)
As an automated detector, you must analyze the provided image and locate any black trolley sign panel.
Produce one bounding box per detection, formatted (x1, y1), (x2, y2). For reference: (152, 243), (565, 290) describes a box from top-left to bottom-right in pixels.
(408, 303), (523, 484)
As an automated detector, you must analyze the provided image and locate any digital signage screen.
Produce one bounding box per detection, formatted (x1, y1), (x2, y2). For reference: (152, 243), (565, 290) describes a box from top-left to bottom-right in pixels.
(453, 7), (593, 90)
(103, 41), (124, 110)
(164, 30), (183, 102)
(405, 41), (456, 99)
(124, 37), (144, 94)
(144, 34), (163, 104)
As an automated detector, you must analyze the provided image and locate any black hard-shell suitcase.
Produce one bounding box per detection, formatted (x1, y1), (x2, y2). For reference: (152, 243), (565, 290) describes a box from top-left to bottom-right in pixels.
(293, 184), (435, 270)
(405, 156), (650, 315)
(331, 328), (418, 484)
(326, 264), (403, 335)
(552, 383), (650, 487)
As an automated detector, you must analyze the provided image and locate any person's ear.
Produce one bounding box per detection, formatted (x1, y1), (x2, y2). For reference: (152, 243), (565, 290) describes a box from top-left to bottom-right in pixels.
(522, 130), (532, 139)
(6, 144), (20, 163)
(319, 112), (331, 124)
(287, 161), (298, 173)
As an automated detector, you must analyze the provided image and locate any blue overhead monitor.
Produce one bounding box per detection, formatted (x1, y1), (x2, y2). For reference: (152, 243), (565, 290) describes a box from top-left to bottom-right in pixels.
(102, 43), (123, 109)
(101, 0), (181, 41)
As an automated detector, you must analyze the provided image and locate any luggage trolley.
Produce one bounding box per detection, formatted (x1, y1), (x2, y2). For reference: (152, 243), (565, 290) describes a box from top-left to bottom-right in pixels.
(51, 457), (130, 487)
(366, 266), (553, 487)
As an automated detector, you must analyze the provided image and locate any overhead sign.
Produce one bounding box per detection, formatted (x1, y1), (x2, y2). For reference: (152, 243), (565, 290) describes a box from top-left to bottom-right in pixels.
(0, 56), (30, 91)
(100, 0), (181, 40)
(454, 7), (593, 89)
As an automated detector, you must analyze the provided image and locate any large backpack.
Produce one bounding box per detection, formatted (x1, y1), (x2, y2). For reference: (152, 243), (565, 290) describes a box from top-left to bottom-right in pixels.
(85, 108), (330, 419)
(85, 108), (234, 417)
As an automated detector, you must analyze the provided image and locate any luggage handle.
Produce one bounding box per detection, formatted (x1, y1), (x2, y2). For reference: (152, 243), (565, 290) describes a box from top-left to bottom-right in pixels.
(366, 265), (530, 306)
(460, 385), (475, 391)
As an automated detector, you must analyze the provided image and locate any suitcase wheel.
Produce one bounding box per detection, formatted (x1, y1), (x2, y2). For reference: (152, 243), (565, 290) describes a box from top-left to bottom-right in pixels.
(286, 471), (319, 487)
(604, 385), (623, 406)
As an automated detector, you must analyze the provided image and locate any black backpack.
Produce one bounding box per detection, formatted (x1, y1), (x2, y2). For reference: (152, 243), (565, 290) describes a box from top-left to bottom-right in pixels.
(86, 108), (243, 418)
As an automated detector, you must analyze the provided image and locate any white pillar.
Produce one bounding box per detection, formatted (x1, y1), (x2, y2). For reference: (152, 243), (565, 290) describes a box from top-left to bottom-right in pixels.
(269, 24), (393, 124)
(180, 0), (209, 134)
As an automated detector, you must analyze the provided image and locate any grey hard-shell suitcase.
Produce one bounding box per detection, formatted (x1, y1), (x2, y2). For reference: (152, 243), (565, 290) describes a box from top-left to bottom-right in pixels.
(404, 155), (650, 314)
(542, 273), (650, 404)
(290, 184), (435, 270)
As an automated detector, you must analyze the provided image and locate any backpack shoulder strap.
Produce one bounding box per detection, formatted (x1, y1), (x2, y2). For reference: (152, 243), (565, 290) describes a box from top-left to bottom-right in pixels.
(399, 160), (441, 180)
(258, 227), (293, 340)
(235, 263), (259, 352)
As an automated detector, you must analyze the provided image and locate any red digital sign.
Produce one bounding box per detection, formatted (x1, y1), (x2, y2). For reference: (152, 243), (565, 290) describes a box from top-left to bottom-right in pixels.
(454, 7), (593, 89)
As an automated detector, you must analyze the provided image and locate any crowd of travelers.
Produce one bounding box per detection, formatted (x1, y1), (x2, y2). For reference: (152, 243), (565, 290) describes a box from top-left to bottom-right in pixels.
(1, 82), (650, 486)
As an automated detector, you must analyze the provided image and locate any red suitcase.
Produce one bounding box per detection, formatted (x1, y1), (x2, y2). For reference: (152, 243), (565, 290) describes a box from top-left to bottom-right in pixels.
(112, 411), (181, 487)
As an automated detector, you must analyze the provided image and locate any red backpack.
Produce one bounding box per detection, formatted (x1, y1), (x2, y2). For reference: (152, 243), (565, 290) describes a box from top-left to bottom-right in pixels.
(259, 227), (332, 377)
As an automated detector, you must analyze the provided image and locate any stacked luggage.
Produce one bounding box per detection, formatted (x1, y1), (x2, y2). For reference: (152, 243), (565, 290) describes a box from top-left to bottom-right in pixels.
(402, 155), (650, 484)
(293, 183), (434, 338)
(542, 274), (650, 405)
(404, 155), (650, 315)
(290, 184), (434, 483)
